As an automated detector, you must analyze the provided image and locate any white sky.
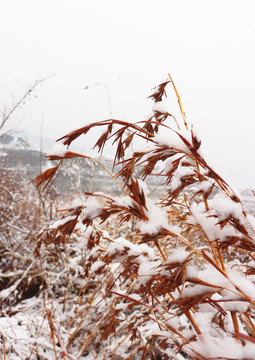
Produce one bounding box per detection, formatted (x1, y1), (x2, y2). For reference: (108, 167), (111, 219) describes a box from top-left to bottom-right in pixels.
(0, 0), (255, 188)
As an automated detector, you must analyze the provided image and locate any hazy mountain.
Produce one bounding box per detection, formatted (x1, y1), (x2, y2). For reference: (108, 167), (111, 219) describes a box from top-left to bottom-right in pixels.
(1, 133), (255, 213)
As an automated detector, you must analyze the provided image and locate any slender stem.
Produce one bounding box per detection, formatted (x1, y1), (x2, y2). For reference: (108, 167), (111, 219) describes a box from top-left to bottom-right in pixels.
(168, 73), (188, 131)
(231, 311), (239, 340)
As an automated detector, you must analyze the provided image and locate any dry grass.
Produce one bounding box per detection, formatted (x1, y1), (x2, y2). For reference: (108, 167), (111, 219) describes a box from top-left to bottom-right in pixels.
(1, 75), (255, 359)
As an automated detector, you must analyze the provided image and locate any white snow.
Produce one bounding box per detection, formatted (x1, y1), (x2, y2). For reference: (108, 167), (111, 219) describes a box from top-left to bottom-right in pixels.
(48, 215), (76, 229)
(47, 143), (68, 157)
(138, 260), (161, 284)
(163, 248), (190, 265)
(81, 197), (102, 220)
(107, 236), (156, 260)
(154, 128), (192, 154)
(90, 260), (105, 273)
(137, 199), (169, 235)
(184, 333), (255, 359)
(188, 201), (237, 242)
(168, 166), (194, 192)
(209, 193), (243, 222)
(152, 100), (170, 114)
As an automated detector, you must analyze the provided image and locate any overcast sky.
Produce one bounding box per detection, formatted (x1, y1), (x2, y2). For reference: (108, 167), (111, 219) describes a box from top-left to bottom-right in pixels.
(0, 0), (255, 189)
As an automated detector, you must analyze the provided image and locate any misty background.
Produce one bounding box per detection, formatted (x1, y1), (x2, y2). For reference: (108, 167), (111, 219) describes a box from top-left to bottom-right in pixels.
(0, 0), (255, 188)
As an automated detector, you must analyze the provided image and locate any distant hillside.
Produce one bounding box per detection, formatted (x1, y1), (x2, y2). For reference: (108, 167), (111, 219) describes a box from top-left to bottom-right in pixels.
(0, 134), (133, 195)
(1, 134), (255, 213)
